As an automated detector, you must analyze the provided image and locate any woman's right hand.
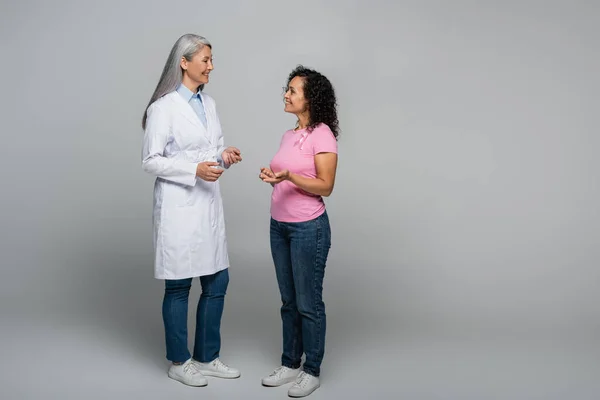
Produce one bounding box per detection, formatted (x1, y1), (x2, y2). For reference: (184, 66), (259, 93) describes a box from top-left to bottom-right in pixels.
(259, 167), (275, 181)
(196, 162), (224, 182)
(259, 167), (277, 186)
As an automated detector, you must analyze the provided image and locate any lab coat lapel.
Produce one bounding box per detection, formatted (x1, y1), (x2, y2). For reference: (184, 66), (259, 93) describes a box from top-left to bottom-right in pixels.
(171, 92), (213, 144)
(198, 92), (217, 144)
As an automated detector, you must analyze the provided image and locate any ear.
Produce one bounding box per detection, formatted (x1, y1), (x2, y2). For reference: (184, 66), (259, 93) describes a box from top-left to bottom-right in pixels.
(180, 57), (188, 71)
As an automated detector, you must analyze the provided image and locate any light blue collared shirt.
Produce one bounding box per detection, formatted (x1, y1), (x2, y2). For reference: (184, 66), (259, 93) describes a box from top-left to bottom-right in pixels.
(176, 84), (207, 128)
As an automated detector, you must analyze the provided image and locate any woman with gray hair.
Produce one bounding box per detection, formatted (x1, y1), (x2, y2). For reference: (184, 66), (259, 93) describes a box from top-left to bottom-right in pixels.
(141, 33), (242, 387)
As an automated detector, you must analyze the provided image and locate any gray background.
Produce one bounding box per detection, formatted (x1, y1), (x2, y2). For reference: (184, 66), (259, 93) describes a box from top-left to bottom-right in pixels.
(1, 0), (599, 399)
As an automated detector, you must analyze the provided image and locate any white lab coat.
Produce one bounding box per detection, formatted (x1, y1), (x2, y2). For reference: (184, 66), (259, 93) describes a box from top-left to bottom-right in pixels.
(142, 90), (229, 280)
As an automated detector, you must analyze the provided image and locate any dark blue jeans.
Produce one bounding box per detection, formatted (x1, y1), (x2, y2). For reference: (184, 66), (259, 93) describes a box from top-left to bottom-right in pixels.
(162, 268), (229, 363)
(270, 211), (331, 377)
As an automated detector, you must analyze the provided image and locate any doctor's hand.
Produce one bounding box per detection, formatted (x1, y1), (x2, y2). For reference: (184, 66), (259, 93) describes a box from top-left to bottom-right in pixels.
(196, 162), (224, 182)
(222, 147), (242, 165)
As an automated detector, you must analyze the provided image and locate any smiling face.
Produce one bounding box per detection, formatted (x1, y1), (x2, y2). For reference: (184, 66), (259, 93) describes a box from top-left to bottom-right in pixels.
(283, 76), (308, 116)
(180, 45), (213, 90)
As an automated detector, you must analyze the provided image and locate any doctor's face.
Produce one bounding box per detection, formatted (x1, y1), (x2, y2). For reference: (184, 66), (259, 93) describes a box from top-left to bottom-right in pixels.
(181, 46), (213, 89)
(283, 76), (308, 115)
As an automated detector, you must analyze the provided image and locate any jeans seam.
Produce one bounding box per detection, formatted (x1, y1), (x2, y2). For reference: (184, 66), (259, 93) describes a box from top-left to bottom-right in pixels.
(165, 279), (191, 363)
(313, 215), (322, 374)
(272, 219), (300, 367)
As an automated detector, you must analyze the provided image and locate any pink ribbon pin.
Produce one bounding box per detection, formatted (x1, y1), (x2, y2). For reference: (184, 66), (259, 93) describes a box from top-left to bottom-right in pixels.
(296, 131), (309, 150)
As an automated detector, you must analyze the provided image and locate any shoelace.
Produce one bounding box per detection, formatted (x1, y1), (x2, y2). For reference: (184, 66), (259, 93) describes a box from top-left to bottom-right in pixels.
(294, 371), (310, 388)
(183, 361), (201, 375)
(213, 359), (231, 371)
(269, 366), (288, 377)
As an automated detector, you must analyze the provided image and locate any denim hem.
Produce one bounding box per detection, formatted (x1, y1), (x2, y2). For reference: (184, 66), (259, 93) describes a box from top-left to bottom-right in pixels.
(192, 355), (218, 364)
(282, 361), (302, 370)
(302, 367), (320, 378)
(168, 354), (191, 364)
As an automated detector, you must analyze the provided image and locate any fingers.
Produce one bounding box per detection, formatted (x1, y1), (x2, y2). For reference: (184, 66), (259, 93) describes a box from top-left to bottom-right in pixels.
(259, 167), (278, 183)
(211, 168), (224, 177)
(202, 164), (223, 182)
(231, 154), (242, 163)
(197, 161), (227, 182)
(205, 171), (223, 182)
(224, 147), (242, 165)
(274, 170), (289, 180)
(260, 167), (274, 177)
(261, 173), (279, 183)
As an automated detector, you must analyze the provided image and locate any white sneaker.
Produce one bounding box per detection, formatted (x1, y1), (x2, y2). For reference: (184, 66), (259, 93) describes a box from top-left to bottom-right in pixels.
(167, 359), (208, 387)
(261, 366), (301, 387)
(193, 358), (241, 378)
(288, 371), (320, 398)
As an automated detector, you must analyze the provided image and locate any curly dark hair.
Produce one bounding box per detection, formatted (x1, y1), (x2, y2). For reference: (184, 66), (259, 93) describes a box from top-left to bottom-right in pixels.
(286, 65), (339, 139)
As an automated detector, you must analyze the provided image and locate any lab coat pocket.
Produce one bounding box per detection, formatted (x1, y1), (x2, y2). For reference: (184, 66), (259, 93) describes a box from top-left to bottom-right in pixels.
(208, 198), (217, 228)
(160, 206), (197, 271)
(167, 182), (193, 208)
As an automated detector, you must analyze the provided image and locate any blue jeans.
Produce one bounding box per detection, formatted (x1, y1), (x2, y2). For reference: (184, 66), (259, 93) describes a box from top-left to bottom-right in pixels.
(162, 268), (229, 363)
(270, 211), (331, 377)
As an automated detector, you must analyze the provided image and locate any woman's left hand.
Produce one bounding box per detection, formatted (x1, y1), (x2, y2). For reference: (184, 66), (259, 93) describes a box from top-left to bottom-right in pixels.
(222, 147), (242, 165)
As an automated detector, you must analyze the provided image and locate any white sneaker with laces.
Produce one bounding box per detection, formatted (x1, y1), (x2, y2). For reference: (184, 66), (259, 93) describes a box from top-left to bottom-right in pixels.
(193, 358), (241, 378)
(167, 359), (208, 387)
(261, 366), (301, 387)
(288, 371), (320, 398)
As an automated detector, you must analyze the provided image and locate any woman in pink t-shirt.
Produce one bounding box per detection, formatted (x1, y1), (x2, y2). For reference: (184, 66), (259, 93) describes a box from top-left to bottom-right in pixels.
(259, 65), (339, 398)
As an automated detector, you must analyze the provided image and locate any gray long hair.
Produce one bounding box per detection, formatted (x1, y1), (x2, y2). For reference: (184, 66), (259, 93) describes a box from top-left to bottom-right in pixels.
(142, 34), (211, 129)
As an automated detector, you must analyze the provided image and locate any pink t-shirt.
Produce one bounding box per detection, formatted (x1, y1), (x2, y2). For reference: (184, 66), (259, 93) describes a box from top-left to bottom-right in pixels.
(270, 123), (338, 222)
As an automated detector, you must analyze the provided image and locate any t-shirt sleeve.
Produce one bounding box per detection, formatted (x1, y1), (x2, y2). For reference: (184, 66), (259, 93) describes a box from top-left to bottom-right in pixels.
(312, 124), (338, 155)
